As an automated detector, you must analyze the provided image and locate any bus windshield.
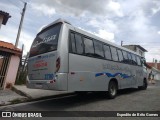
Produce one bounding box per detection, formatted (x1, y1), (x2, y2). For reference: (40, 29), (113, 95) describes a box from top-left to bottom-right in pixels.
(29, 23), (62, 57)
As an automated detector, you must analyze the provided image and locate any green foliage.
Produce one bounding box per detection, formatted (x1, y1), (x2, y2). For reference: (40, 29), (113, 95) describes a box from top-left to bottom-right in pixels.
(15, 71), (27, 85)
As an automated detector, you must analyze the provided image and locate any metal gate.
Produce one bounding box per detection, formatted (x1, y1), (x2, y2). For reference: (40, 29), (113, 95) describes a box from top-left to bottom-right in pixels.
(0, 51), (11, 89)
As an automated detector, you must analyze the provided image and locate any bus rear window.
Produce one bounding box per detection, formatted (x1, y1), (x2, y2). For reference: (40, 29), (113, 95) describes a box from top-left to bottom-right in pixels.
(29, 23), (62, 57)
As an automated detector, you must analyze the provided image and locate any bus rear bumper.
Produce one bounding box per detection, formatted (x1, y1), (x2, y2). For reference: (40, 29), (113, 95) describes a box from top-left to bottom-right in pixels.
(26, 73), (68, 91)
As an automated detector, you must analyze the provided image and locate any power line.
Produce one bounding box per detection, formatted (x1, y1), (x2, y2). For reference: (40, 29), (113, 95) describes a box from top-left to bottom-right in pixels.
(7, 0), (23, 10)
(17, 0), (27, 4)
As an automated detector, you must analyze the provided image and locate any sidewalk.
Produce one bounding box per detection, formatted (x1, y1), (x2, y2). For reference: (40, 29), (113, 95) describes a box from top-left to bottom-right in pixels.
(12, 85), (73, 100)
(0, 89), (27, 106)
(148, 79), (160, 86)
(0, 85), (73, 106)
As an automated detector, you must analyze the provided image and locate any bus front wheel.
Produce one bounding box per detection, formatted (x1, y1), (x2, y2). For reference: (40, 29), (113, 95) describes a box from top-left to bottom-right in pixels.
(107, 80), (117, 99)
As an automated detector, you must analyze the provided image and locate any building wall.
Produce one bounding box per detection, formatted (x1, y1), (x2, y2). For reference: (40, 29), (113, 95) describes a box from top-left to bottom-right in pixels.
(123, 46), (135, 51)
(147, 68), (160, 81)
(155, 74), (160, 80)
(0, 15), (4, 28)
(135, 47), (145, 57)
(4, 55), (20, 89)
(123, 45), (145, 57)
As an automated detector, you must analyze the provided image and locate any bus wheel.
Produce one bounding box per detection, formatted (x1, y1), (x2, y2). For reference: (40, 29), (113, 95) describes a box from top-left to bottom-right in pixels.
(107, 80), (117, 99)
(138, 79), (148, 90)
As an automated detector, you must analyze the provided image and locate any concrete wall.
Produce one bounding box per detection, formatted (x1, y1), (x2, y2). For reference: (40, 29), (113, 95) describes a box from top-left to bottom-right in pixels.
(4, 55), (20, 89)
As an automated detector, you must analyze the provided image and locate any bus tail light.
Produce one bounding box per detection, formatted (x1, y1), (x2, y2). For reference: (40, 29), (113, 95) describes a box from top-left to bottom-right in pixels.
(56, 57), (60, 72)
(50, 80), (56, 83)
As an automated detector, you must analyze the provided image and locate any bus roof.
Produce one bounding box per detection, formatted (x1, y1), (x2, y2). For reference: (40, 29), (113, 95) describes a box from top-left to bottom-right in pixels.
(41, 18), (71, 31)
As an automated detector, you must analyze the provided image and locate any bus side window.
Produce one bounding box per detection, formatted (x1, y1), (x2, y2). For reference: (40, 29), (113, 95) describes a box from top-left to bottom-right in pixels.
(70, 33), (76, 53)
(131, 54), (137, 65)
(75, 33), (84, 54)
(136, 56), (142, 66)
(103, 45), (112, 60)
(110, 46), (119, 61)
(122, 51), (128, 64)
(117, 49), (124, 62)
(83, 37), (94, 55)
(93, 40), (104, 58)
(127, 52), (133, 64)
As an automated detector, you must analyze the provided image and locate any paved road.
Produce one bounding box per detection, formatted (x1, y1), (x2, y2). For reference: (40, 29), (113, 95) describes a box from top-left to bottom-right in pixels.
(0, 81), (160, 120)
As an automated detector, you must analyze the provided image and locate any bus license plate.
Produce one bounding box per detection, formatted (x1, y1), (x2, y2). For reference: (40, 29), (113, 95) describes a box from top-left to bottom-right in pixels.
(35, 84), (42, 88)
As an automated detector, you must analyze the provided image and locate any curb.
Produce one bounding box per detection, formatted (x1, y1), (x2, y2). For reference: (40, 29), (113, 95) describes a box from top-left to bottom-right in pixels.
(26, 92), (75, 102)
(12, 86), (32, 99)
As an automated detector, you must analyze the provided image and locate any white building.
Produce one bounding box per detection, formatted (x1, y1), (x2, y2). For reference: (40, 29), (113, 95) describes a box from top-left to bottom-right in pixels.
(123, 45), (147, 57)
(147, 62), (160, 81)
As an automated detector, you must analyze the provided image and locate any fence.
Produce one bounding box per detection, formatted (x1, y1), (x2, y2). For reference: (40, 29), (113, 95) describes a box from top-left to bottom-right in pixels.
(0, 51), (11, 89)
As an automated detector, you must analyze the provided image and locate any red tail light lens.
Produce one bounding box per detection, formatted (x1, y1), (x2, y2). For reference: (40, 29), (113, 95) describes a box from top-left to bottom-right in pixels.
(56, 57), (60, 72)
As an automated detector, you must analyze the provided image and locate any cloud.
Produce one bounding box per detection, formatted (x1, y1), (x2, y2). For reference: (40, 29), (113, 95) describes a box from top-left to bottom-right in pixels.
(0, 0), (160, 62)
(31, 3), (56, 17)
(19, 31), (34, 55)
(31, 0), (123, 17)
(87, 18), (118, 33)
(78, 27), (115, 42)
(107, 0), (123, 17)
(0, 25), (18, 44)
(30, 0), (160, 62)
(146, 47), (160, 62)
(96, 29), (115, 42)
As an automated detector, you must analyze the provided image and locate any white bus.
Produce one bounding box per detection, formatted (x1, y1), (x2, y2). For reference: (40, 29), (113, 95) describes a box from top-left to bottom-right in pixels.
(27, 18), (148, 98)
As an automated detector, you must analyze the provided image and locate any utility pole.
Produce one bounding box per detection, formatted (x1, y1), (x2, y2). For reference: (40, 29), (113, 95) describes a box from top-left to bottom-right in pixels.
(121, 41), (123, 46)
(15, 2), (27, 47)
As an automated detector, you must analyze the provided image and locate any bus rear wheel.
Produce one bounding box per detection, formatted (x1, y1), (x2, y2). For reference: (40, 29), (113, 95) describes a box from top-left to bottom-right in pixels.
(107, 80), (117, 99)
(138, 79), (147, 90)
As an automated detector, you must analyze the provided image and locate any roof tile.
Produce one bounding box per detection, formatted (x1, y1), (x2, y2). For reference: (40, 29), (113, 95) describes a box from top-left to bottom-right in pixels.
(147, 62), (160, 70)
(0, 40), (21, 52)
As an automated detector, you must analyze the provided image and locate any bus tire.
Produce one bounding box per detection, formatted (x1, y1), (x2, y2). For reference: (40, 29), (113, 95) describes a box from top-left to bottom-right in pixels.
(107, 80), (118, 99)
(138, 79), (147, 90)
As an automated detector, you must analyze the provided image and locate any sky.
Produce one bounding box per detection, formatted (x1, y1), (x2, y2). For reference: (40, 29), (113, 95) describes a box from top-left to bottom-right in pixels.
(0, 0), (160, 62)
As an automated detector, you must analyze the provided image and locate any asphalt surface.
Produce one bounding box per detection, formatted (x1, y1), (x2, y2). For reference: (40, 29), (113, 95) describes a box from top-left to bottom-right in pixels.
(0, 81), (160, 120)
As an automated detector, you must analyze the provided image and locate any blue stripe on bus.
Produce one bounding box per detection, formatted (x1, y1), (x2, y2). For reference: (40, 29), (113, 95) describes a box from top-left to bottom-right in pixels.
(95, 72), (133, 79)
